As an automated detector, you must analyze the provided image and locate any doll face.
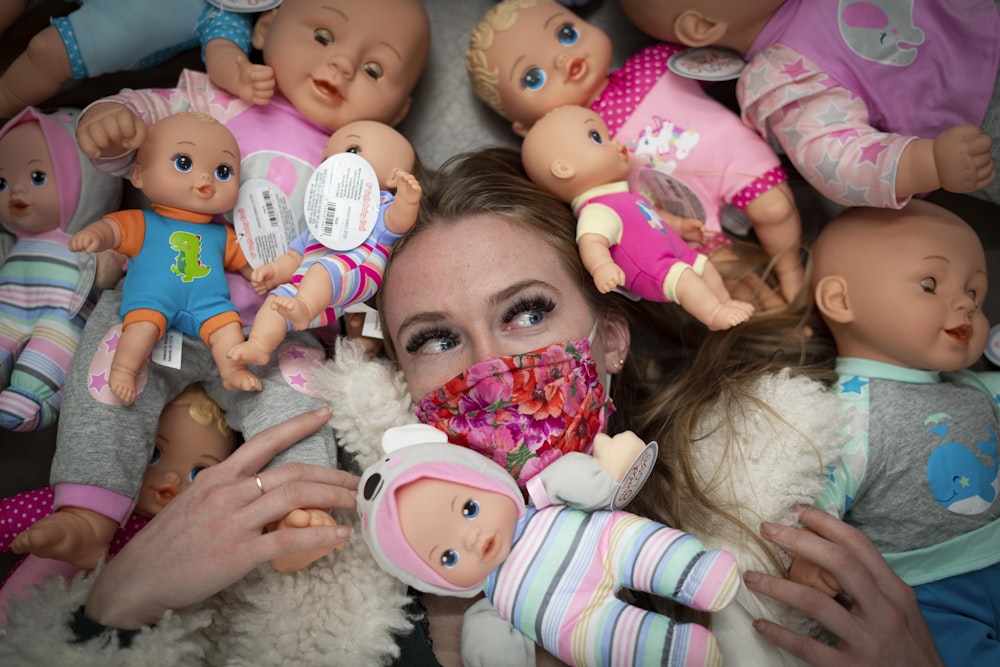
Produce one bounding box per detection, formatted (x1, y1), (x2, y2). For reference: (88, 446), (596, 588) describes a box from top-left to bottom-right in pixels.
(323, 120), (415, 189)
(134, 401), (235, 517)
(821, 209), (989, 372)
(382, 215), (627, 399)
(484, 1), (612, 135)
(0, 121), (61, 234)
(129, 114), (241, 215)
(396, 477), (519, 588)
(255, 0), (429, 131)
(523, 105), (631, 202)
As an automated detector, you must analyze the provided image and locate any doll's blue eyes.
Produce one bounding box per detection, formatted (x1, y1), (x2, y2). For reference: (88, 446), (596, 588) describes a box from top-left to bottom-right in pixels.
(589, 130), (603, 145)
(174, 154), (193, 173)
(189, 466), (208, 481)
(522, 67), (546, 91)
(462, 500), (480, 518)
(30, 170), (47, 185)
(149, 447), (162, 465)
(441, 549), (459, 568)
(215, 165), (233, 181)
(0, 179), (6, 191)
(557, 23), (580, 46)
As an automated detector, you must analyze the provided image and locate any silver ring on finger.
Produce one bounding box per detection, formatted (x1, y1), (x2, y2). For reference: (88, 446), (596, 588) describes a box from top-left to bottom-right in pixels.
(254, 474), (266, 496)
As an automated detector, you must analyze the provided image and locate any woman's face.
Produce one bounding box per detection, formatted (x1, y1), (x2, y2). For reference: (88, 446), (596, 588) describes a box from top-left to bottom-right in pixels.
(382, 214), (626, 400)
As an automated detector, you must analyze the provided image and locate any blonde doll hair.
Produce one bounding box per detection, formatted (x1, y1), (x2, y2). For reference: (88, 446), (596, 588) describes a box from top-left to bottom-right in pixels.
(168, 383), (233, 441)
(466, 0), (539, 118)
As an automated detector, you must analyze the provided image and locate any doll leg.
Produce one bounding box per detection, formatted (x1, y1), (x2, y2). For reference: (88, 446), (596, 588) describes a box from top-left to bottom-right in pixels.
(227, 295), (292, 366)
(272, 264), (334, 331)
(110, 319), (160, 405)
(671, 268), (753, 331)
(0, 311), (84, 431)
(0, 25), (72, 119)
(207, 320), (262, 392)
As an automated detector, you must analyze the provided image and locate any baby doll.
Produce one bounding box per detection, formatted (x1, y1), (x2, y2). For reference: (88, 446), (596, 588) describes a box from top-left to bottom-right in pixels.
(805, 199), (1000, 665)
(70, 111), (259, 405)
(617, 0), (999, 207)
(14, 0), (430, 574)
(1, 383), (236, 624)
(0, 0), (261, 119)
(228, 120), (422, 367)
(523, 104), (754, 331)
(467, 0), (804, 304)
(357, 424), (741, 667)
(0, 106), (122, 432)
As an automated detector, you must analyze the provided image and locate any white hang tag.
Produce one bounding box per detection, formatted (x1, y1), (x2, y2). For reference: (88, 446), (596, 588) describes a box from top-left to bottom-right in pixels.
(344, 302), (383, 340)
(668, 47), (746, 82)
(151, 330), (184, 369)
(206, 0), (282, 12)
(610, 440), (658, 510)
(304, 152), (381, 251)
(233, 178), (300, 269)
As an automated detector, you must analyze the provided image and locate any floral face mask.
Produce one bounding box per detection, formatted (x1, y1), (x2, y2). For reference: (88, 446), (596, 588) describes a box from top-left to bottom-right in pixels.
(415, 336), (614, 489)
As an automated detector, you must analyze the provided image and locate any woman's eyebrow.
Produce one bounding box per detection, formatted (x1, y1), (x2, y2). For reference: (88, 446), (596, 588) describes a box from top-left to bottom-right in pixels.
(488, 280), (558, 306)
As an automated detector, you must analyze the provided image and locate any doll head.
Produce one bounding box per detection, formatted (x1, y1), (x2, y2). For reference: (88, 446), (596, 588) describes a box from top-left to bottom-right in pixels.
(323, 120), (417, 191)
(0, 107), (121, 237)
(617, 0), (785, 53)
(521, 104), (631, 203)
(128, 112), (241, 216)
(467, 0), (612, 136)
(357, 424), (525, 597)
(134, 384), (237, 517)
(811, 199), (989, 372)
(251, 0), (430, 132)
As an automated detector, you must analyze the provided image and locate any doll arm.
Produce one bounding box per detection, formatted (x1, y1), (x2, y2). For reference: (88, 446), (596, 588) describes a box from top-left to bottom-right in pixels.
(382, 169), (422, 234)
(204, 39), (276, 107)
(69, 219), (122, 255)
(742, 182), (804, 303)
(460, 598), (536, 667)
(75, 103), (147, 160)
(250, 249), (304, 294)
(895, 126), (995, 200)
(577, 233), (625, 294)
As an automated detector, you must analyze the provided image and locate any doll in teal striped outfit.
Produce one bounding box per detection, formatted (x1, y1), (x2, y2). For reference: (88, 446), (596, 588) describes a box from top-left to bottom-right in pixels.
(358, 424), (740, 667)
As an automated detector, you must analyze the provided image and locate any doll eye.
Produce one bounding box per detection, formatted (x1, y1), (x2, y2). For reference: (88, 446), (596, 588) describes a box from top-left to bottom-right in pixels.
(30, 170), (47, 185)
(522, 67), (546, 91)
(588, 129), (603, 145)
(0, 178), (6, 191)
(920, 277), (937, 293)
(440, 549), (459, 568)
(189, 466), (208, 481)
(462, 500), (480, 519)
(556, 23), (580, 46)
(215, 164), (233, 182)
(173, 154), (193, 173)
(363, 62), (384, 80)
(967, 288), (979, 301)
(314, 28), (334, 46)
(149, 447), (162, 465)
(345, 144), (361, 154)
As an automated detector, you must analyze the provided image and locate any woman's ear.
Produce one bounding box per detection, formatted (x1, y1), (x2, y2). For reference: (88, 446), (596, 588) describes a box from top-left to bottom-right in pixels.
(600, 310), (631, 375)
(674, 10), (729, 48)
(814, 275), (854, 324)
(252, 8), (280, 51)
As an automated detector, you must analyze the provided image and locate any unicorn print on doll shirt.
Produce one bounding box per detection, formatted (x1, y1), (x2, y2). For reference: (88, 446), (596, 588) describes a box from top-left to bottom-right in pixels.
(632, 115), (700, 172)
(925, 414), (999, 516)
(838, 0), (925, 67)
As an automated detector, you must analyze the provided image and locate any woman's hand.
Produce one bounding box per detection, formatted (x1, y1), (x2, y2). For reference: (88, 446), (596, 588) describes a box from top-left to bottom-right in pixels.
(85, 407), (358, 629)
(744, 506), (945, 667)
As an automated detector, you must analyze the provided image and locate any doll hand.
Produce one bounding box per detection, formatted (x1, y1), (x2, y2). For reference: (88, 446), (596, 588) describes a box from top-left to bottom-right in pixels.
(591, 431), (645, 483)
(934, 124), (995, 194)
(591, 262), (626, 293)
(788, 553), (841, 598)
(266, 508), (342, 573)
(660, 208), (706, 244)
(75, 103), (146, 159)
(235, 56), (276, 106)
(69, 227), (109, 254)
(250, 264), (278, 294)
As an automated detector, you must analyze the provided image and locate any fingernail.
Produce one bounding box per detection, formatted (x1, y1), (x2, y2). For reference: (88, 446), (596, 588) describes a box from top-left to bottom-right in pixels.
(752, 620), (767, 634)
(743, 571), (761, 585)
(760, 521), (781, 539)
(313, 406), (332, 419)
(335, 526), (351, 539)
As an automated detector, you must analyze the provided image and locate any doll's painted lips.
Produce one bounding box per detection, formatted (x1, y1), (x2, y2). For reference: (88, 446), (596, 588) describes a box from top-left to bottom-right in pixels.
(481, 534), (500, 560)
(196, 184), (214, 197)
(8, 198), (28, 215)
(313, 79), (344, 104)
(567, 58), (588, 82)
(946, 324), (972, 345)
(154, 484), (179, 505)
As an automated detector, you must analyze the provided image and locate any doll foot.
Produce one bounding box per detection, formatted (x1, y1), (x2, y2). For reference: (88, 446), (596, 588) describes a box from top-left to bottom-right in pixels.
(272, 296), (315, 331)
(707, 300), (754, 331)
(108, 365), (139, 404)
(11, 507), (117, 569)
(221, 367), (262, 393)
(267, 509), (342, 573)
(227, 340), (272, 366)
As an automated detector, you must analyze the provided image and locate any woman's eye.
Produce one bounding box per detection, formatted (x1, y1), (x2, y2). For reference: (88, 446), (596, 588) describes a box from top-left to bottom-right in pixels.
(314, 28), (333, 46)
(149, 447), (162, 465)
(173, 154), (193, 173)
(920, 277), (937, 293)
(462, 500), (480, 519)
(522, 67), (546, 91)
(30, 170), (47, 185)
(588, 129), (603, 144)
(363, 62), (384, 80)
(502, 297), (555, 329)
(189, 466), (208, 481)
(404, 328), (460, 355)
(215, 164), (233, 181)
(556, 23), (580, 46)
(440, 549), (459, 568)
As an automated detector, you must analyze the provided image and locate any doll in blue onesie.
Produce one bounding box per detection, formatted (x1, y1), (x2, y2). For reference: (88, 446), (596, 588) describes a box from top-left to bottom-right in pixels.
(805, 200), (1000, 665)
